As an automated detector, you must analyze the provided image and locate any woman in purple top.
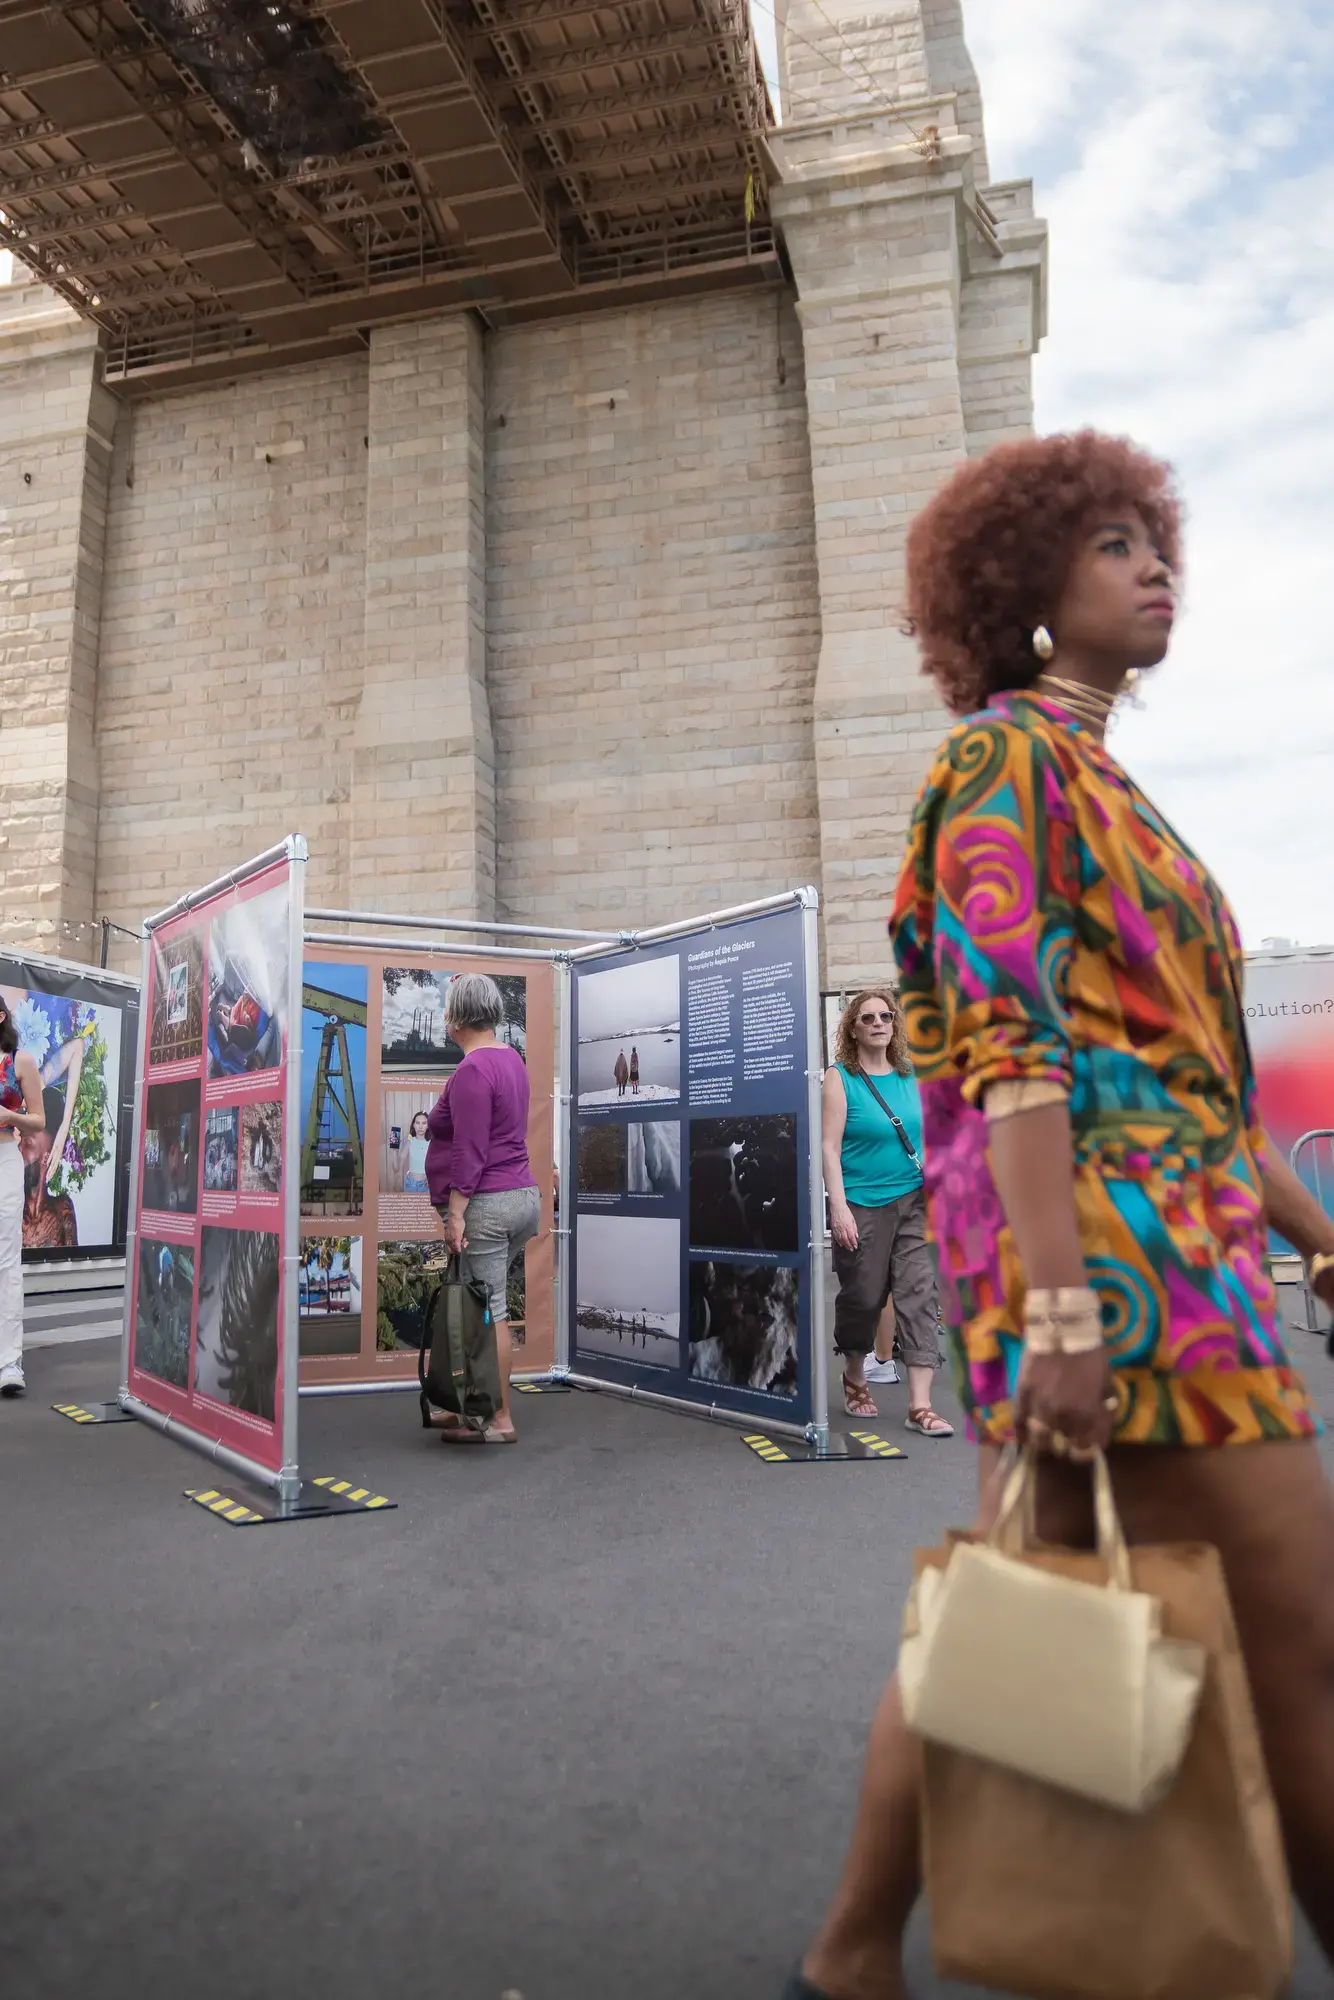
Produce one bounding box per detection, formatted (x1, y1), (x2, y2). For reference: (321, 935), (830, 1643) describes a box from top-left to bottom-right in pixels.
(426, 972), (539, 1444)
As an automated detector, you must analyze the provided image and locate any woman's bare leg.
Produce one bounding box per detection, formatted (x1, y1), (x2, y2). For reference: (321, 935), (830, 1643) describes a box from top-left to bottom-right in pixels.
(1099, 1440), (1334, 1963)
(491, 1315), (516, 1436)
(800, 1448), (1009, 1996)
(801, 1687), (919, 2000)
(800, 1437), (1334, 1992)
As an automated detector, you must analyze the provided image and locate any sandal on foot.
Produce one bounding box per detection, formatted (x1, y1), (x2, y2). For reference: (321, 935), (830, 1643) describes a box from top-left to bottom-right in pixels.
(843, 1373), (877, 1419)
(905, 1406), (954, 1437)
(441, 1422), (517, 1445)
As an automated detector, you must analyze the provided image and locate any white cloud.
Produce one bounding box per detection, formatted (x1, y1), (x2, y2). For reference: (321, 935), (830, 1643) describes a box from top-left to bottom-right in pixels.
(964, 0), (1334, 944)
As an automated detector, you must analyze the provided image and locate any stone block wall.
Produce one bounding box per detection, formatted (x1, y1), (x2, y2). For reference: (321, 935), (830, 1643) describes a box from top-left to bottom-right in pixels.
(352, 317), (493, 918)
(0, 309), (114, 956)
(72, 286), (824, 965)
(94, 355), (368, 965)
(0, 0), (1046, 993)
(487, 291), (822, 930)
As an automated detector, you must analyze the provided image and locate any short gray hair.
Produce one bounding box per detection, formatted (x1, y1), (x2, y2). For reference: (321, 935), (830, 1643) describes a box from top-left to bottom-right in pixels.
(445, 971), (504, 1033)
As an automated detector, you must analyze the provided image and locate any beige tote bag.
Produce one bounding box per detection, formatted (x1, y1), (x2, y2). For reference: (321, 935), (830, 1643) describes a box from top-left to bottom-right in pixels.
(900, 1449), (1206, 1811)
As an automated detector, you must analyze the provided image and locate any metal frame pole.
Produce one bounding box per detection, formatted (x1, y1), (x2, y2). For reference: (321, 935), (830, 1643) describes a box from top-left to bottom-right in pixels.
(303, 930), (560, 963)
(278, 836), (308, 1503)
(799, 888), (830, 1448)
(306, 906), (621, 944)
(117, 924), (153, 1404)
(553, 956), (573, 1374)
(119, 1394), (288, 1490)
(144, 838), (294, 931)
(565, 888), (804, 961)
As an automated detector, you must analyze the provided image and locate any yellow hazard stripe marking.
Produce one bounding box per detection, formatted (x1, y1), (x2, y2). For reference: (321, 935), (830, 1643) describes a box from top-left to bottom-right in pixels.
(184, 1489), (262, 1524)
(850, 1430), (905, 1458)
(742, 1434), (790, 1462)
(313, 1477), (392, 1510)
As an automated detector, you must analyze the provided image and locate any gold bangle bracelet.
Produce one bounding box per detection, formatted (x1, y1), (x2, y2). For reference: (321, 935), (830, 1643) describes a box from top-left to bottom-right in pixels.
(1023, 1285), (1103, 1356)
(1308, 1251), (1334, 1285)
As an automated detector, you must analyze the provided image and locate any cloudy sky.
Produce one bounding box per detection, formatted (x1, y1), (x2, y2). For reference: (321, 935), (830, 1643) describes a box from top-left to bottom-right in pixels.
(756, 1), (1334, 948)
(6, 10), (1327, 947)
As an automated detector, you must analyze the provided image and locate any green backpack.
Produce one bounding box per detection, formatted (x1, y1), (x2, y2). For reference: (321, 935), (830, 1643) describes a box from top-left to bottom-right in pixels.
(418, 1258), (503, 1433)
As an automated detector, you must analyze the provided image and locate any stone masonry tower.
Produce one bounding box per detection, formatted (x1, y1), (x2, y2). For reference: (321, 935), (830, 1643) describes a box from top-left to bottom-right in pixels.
(0, 0), (1044, 980)
(773, 0), (1047, 986)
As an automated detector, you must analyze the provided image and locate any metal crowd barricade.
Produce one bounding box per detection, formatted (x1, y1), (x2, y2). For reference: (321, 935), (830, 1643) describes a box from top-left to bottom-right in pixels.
(1289, 1129), (1334, 1342)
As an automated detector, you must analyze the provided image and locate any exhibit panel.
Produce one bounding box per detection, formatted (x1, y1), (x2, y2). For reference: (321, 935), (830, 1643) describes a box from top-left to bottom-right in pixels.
(0, 950), (140, 1260)
(124, 844), (305, 1480)
(296, 947), (557, 1388)
(569, 901), (818, 1428)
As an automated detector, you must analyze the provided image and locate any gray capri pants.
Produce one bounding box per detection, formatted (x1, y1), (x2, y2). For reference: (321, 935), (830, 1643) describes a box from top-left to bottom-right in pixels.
(437, 1184), (540, 1320)
(831, 1185), (941, 1367)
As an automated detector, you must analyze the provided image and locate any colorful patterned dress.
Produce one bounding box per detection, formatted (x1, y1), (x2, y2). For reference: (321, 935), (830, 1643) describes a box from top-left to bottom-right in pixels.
(889, 690), (1319, 1447)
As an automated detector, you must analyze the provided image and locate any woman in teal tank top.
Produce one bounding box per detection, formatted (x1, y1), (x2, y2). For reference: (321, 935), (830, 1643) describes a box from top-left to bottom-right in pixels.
(821, 989), (950, 1434)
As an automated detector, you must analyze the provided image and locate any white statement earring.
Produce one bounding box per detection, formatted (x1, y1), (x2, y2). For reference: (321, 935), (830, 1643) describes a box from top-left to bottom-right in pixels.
(1032, 625), (1055, 662)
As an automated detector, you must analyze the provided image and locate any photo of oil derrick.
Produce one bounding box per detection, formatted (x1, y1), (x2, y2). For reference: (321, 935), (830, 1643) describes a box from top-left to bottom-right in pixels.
(300, 966), (367, 1216)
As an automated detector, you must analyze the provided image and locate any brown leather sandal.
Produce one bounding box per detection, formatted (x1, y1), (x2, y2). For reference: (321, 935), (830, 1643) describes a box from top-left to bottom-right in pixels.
(905, 1405), (954, 1437)
(843, 1373), (878, 1418)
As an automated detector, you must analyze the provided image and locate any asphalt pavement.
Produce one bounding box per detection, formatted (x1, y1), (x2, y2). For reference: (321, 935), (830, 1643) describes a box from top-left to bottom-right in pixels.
(2, 1333), (1331, 2000)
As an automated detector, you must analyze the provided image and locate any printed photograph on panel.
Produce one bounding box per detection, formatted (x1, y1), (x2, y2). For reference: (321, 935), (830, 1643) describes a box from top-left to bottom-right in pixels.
(133, 1238), (196, 1389)
(576, 956), (680, 1107)
(575, 1213), (680, 1370)
(142, 1076), (201, 1214)
(207, 883), (289, 1079)
(688, 1261), (798, 1398)
(203, 1105), (238, 1193)
(300, 963), (367, 1216)
(239, 1100), (283, 1196)
(193, 1226), (281, 1418)
(628, 1120), (681, 1197)
(380, 1088), (438, 1198)
(577, 1120), (627, 1196)
(688, 1113), (798, 1253)
(376, 1239), (448, 1352)
(381, 968), (526, 1074)
(299, 1235), (362, 1357)
(149, 929), (204, 1066)
(2, 979), (125, 1250)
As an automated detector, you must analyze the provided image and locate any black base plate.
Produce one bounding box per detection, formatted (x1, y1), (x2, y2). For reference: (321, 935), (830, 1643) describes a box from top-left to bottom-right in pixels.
(742, 1428), (906, 1464)
(185, 1476), (397, 1526)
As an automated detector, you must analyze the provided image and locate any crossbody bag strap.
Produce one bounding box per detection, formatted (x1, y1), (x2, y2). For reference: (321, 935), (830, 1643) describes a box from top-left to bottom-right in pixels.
(855, 1071), (922, 1171)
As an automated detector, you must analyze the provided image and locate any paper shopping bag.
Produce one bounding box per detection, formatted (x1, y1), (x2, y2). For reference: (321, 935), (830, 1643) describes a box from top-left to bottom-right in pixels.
(900, 1453), (1206, 1812)
(917, 1530), (1291, 2000)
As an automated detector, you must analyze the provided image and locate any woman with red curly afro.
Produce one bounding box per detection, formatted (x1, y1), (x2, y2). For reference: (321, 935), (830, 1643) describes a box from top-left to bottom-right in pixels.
(786, 432), (1334, 1998)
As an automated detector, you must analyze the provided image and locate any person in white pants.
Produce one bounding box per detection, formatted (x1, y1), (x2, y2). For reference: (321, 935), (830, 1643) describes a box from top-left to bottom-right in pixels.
(0, 996), (45, 1396)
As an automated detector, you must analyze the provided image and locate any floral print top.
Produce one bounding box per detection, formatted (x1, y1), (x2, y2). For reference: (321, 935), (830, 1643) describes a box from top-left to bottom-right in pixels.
(889, 690), (1319, 1446)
